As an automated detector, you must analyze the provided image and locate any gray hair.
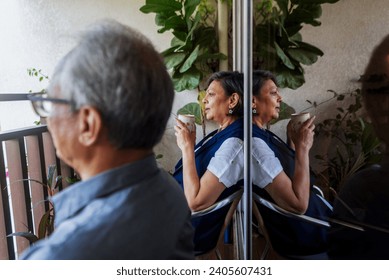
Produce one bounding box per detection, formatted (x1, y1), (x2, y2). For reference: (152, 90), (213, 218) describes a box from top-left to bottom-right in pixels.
(48, 19), (174, 149)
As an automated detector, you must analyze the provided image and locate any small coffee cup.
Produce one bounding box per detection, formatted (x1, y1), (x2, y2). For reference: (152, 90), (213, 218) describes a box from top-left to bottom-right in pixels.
(290, 112), (311, 131)
(177, 114), (196, 132)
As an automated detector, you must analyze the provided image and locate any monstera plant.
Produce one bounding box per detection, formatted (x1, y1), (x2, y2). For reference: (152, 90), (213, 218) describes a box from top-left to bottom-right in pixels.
(140, 0), (339, 129)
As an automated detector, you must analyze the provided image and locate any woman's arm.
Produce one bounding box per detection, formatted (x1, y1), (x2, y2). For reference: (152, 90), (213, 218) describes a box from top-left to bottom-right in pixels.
(263, 117), (315, 214)
(175, 119), (225, 211)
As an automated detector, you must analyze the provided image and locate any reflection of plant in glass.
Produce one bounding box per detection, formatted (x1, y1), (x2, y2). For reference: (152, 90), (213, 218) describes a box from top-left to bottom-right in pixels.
(310, 88), (383, 194)
(8, 165), (80, 243)
(254, 0), (340, 89)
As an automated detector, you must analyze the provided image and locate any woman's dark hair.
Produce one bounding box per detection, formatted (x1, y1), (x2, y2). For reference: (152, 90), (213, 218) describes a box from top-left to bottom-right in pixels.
(206, 71), (244, 116)
(252, 70), (278, 97)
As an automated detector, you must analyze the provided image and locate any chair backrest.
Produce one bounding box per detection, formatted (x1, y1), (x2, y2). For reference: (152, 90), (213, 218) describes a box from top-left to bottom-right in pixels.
(252, 192), (332, 259)
(191, 189), (243, 257)
(254, 193), (331, 227)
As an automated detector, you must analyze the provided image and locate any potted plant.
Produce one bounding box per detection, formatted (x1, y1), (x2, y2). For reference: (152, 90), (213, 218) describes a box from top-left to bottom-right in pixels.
(8, 165), (80, 243)
(307, 87), (383, 197)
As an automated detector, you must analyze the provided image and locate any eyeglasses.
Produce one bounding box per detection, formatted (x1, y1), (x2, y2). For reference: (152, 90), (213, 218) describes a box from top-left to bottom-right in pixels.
(27, 92), (74, 118)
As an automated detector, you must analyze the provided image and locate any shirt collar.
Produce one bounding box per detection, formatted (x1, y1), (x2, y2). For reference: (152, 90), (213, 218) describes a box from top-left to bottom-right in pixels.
(52, 154), (159, 225)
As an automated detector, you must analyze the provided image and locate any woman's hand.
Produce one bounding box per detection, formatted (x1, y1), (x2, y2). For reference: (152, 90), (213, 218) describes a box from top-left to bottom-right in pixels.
(174, 118), (196, 151)
(291, 116), (316, 151)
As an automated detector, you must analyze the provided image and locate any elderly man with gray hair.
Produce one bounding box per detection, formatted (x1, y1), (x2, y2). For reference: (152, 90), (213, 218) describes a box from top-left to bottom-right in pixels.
(22, 19), (194, 259)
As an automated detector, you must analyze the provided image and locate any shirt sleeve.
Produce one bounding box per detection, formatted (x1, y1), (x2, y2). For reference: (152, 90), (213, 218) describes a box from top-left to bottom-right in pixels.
(207, 137), (244, 188)
(252, 137), (283, 188)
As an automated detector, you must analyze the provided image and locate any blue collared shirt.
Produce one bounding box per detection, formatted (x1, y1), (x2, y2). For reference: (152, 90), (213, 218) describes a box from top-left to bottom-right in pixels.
(20, 155), (194, 259)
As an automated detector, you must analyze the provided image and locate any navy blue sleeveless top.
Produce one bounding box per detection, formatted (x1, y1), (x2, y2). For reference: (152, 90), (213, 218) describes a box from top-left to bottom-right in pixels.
(173, 118), (243, 255)
(253, 125), (332, 256)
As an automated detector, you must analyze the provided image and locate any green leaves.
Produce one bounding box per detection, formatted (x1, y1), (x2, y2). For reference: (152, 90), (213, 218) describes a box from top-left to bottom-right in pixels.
(254, 0), (338, 90)
(143, 0), (339, 92)
(184, 0), (201, 24)
(172, 69), (201, 91)
(140, 0), (223, 92)
(292, 0), (339, 4)
(7, 232), (39, 243)
(139, 0), (181, 14)
(275, 67), (305, 89)
(180, 45), (200, 73)
(177, 102), (202, 125)
(164, 53), (187, 69)
(275, 42), (295, 70)
(313, 88), (382, 192)
(7, 165), (80, 244)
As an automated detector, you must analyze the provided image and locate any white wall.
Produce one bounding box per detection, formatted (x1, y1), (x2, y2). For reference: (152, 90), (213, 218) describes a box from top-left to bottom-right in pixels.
(1, 0), (389, 171)
(278, 0), (389, 170)
(282, 0), (389, 116)
(0, 0), (200, 171)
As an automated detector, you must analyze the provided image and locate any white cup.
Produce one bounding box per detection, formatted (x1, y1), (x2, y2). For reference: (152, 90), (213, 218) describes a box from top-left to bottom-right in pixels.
(177, 114), (196, 132)
(290, 112), (311, 131)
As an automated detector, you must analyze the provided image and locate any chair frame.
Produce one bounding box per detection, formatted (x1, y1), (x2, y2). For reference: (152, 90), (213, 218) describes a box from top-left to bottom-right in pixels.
(192, 189), (243, 259)
(252, 192), (372, 259)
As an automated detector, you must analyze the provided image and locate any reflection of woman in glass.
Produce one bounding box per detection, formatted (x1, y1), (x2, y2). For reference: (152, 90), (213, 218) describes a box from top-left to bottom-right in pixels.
(173, 71), (244, 255)
(252, 70), (332, 258)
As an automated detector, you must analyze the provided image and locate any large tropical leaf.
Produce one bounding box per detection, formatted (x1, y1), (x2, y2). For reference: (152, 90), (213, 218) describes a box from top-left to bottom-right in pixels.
(172, 68), (201, 91)
(179, 45), (200, 73)
(275, 42), (295, 70)
(155, 11), (175, 24)
(184, 0), (200, 24)
(177, 102), (202, 124)
(165, 53), (186, 70)
(287, 5), (322, 27)
(140, 0), (182, 14)
(297, 41), (324, 56)
(287, 47), (320, 65)
(276, 67), (305, 89)
(193, 26), (218, 49)
(164, 15), (187, 31)
(293, 0), (339, 4)
(275, 0), (289, 18)
(185, 12), (201, 42)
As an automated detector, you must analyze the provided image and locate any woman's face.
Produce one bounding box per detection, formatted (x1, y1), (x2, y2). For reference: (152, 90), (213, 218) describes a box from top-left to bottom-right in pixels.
(253, 79), (282, 125)
(202, 80), (232, 124)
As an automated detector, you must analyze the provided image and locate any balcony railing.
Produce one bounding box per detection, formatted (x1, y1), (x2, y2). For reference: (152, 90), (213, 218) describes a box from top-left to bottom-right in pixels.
(0, 94), (74, 260)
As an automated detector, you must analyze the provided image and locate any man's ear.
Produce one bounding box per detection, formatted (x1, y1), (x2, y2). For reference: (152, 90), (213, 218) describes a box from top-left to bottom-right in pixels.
(77, 106), (103, 146)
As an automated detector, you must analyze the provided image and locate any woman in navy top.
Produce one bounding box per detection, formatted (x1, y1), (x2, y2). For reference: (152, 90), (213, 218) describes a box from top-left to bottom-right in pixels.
(251, 70), (332, 257)
(173, 71), (244, 254)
